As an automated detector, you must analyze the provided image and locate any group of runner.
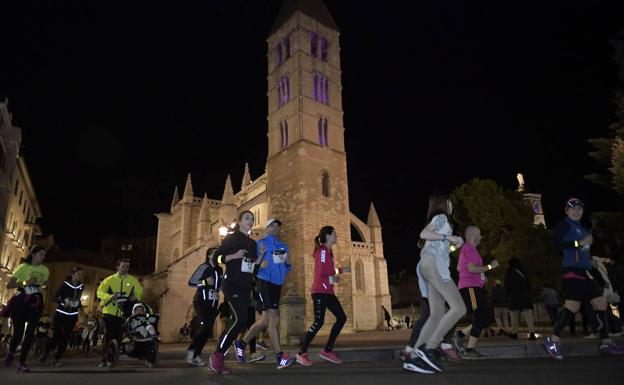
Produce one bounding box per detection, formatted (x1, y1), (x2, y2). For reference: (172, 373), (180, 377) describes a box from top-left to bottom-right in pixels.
(2, 196), (623, 375)
(402, 194), (624, 375)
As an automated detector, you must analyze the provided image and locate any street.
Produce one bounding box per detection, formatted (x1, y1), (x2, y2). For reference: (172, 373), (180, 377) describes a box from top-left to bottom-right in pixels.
(2, 355), (623, 385)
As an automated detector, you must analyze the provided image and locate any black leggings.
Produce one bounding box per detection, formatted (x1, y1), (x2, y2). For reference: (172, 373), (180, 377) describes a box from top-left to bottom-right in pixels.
(188, 303), (218, 357)
(409, 298), (430, 348)
(9, 293), (43, 363)
(102, 315), (123, 361)
(215, 293), (250, 354)
(299, 294), (347, 353)
(46, 312), (77, 360)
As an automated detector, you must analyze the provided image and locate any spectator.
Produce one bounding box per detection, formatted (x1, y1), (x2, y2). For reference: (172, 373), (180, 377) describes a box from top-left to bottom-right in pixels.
(540, 283), (560, 326)
(504, 258), (536, 340)
(491, 280), (509, 336)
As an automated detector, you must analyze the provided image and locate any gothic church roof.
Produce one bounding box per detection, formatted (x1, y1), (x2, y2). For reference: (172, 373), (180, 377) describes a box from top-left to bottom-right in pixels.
(270, 0), (337, 34)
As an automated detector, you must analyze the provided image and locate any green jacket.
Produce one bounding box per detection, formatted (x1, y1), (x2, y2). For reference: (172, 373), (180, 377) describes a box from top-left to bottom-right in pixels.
(97, 273), (143, 317)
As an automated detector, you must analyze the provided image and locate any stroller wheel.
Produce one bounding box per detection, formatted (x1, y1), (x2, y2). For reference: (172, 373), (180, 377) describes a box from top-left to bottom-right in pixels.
(146, 343), (158, 367)
(107, 339), (119, 366)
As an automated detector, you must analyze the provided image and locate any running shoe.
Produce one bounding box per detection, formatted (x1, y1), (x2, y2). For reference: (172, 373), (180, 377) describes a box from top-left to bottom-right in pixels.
(600, 342), (624, 356)
(528, 333), (538, 341)
(98, 361), (108, 368)
(319, 349), (342, 364)
(209, 352), (232, 374)
(257, 341), (269, 350)
(296, 352), (313, 366)
(191, 356), (206, 366)
(609, 330), (624, 337)
(403, 353), (435, 374)
(543, 336), (563, 360)
(584, 333), (600, 339)
(3, 352), (14, 367)
(185, 349), (195, 365)
(400, 349), (413, 362)
(438, 345), (462, 363)
(52, 360), (63, 367)
(416, 344), (443, 372)
(248, 352), (266, 363)
(277, 352), (295, 369)
(461, 349), (487, 360)
(16, 363), (30, 373)
(234, 340), (246, 363)
(452, 331), (465, 354)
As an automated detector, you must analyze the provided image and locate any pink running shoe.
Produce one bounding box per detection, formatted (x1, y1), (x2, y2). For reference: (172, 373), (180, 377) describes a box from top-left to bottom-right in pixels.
(209, 352), (232, 374)
(16, 363), (30, 373)
(438, 346), (462, 363)
(319, 350), (343, 364)
(296, 352), (313, 366)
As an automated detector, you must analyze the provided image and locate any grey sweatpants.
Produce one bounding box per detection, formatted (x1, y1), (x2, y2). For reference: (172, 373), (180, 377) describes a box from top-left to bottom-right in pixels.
(415, 254), (466, 349)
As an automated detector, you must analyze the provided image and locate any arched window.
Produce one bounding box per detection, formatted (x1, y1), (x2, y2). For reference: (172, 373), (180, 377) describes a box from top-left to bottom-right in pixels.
(313, 72), (318, 101)
(323, 118), (329, 146)
(355, 260), (365, 292)
(276, 42), (283, 65)
(283, 35), (291, 59)
(277, 79), (283, 107)
(318, 117), (323, 145)
(310, 32), (318, 57)
(321, 37), (329, 61)
(324, 77), (329, 105)
(285, 77), (290, 104)
(281, 119), (288, 148)
(322, 172), (330, 197)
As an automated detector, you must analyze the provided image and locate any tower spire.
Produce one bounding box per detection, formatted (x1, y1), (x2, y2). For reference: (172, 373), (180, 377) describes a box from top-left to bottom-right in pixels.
(183, 173), (194, 201)
(170, 186), (180, 209)
(367, 202), (381, 227)
(222, 174), (234, 205)
(242, 163), (251, 189)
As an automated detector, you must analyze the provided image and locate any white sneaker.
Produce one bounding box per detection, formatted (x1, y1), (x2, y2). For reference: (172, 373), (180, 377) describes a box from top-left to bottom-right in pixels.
(584, 333), (600, 339)
(185, 350), (195, 364)
(192, 356), (205, 367)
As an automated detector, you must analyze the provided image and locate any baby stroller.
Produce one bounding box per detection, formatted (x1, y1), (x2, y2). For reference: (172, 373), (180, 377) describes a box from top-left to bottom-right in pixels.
(106, 303), (160, 368)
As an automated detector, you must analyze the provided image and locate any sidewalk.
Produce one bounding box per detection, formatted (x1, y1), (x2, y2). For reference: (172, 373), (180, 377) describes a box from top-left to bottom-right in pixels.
(159, 328), (623, 362)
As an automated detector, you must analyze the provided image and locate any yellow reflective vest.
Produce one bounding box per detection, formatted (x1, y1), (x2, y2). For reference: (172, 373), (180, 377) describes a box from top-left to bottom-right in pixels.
(97, 273), (143, 317)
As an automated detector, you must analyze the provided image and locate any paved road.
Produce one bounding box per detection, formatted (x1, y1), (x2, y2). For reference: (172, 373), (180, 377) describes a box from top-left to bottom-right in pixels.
(2, 355), (623, 385)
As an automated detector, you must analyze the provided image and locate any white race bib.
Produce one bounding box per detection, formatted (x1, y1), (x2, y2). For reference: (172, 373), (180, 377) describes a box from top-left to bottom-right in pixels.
(208, 289), (218, 300)
(272, 251), (287, 264)
(24, 286), (40, 295)
(241, 258), (255, 273)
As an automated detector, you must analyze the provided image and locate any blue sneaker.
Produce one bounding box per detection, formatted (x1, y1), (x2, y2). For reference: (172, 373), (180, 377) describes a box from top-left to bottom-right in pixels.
(234, 340), (246, 363)
(276, 352), (295, 370)
(543, 336), (563, 360)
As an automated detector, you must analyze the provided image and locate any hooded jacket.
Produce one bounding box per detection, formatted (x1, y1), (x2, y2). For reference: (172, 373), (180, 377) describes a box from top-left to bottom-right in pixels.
(53, 277), (84, 316)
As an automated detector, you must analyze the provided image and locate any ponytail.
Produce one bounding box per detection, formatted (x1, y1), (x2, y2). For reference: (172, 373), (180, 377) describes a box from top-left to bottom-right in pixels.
(314, 226), (335, 251)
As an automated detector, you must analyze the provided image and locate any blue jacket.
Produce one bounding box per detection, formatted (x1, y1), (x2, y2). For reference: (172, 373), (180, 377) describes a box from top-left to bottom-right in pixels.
(553, 217), (592, 270)
(256, 235), (292, 285)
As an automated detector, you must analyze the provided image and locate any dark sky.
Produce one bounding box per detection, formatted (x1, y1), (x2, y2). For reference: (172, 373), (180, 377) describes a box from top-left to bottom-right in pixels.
(1, 0), (623, 274)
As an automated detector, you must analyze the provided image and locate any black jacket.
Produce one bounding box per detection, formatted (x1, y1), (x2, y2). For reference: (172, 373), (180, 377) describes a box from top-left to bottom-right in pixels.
(504, 268), (533, 311)
(213, 231), (258, 295)
(188, 262), (224, 305)
(53, 278), (84, 316)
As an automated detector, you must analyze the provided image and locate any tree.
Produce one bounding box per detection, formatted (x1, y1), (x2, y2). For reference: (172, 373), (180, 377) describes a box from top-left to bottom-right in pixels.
(586, 31), (624, 194)
(451, 178), (559, 288)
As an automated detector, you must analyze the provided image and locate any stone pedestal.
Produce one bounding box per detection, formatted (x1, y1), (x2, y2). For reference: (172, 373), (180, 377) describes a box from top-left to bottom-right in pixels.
(279, 282), (306, 346)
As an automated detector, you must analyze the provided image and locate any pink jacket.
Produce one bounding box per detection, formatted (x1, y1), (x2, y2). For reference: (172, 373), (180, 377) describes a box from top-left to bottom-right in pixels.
(311, 246), (343, 295)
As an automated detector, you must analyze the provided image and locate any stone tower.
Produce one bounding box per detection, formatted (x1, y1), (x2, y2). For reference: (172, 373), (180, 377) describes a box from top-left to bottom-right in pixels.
(266, 0), (355, 330)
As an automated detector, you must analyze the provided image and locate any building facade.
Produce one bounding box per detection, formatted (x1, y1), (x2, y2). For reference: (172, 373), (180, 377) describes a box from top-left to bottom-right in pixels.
(145, 1), (392, 342)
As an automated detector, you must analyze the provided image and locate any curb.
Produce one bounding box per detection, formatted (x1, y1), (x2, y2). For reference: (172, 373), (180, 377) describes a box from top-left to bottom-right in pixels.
(157, 339), (615, 362)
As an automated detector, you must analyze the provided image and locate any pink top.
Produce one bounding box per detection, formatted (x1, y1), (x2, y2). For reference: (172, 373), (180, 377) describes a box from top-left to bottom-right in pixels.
(311, 246), (340, 295)
(457, 242), (486, 289)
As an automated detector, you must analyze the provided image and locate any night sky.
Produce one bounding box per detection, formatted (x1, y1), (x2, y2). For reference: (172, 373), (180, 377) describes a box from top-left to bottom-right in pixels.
(1, 1), (623, 274)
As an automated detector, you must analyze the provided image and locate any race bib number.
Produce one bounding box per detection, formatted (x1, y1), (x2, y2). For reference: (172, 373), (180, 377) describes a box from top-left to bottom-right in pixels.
(24, 286), (40, 295)
(272, 251), (287, 264)
(208, 289), (218, 300)
(241, 258), (255, 273)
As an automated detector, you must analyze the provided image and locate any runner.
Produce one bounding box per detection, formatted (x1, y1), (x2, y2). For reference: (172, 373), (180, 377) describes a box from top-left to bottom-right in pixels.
(208, 210), (259, 374)
(236, 218), (295, 369)
(543, 198), (624, 359)
(296, 225), (350, 366)
(186, 247), (223, 366)
(453, 226), (498, 359)
(2, 245), (49, 373)
(40, 266), (85, 366)
(96, 258), (143, 367)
